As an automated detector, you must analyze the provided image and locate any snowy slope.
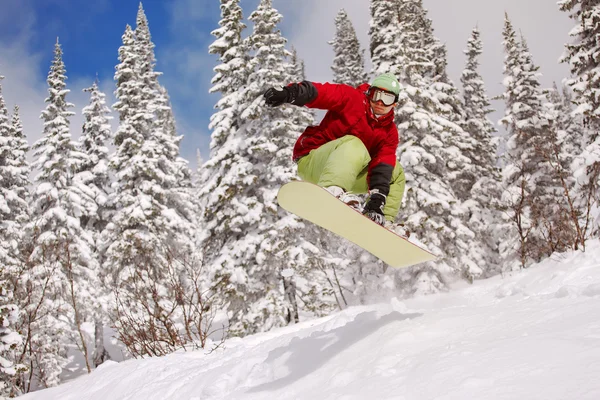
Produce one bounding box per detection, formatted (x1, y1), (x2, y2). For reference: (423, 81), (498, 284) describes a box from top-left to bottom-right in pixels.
(22, 242), (600, 400)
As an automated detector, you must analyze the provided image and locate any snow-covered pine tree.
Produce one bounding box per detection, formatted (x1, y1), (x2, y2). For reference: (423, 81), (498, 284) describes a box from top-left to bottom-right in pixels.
(103, 5), (197, 356)
(499, 15), (574, 269)
(415, 4), (476, 201)
(499, 16), (543, 269)
(0, 78), (31, 285)
(370, 0), (479, 292)
(396, 0), (434, 87)
(198, 0), (253, 335)
(459, 26), (503, 275)
(77, 79), (113, 367)
(369, 0), (404, 78)
(329, 8), (368, 87)
(549, 83), (584, 161)
(199, 0), (248, 248)
(195, 0), (255, 342)
(213, 0), (302, 333)
(0, 76), (28, 398)
(3, 105), (30, 396)
(0, 283), (24, 398)
(461, 27), (497, 165)
(521, 37), (581, 252)
(200, 0), (341, 336)
(77, 80), (112, 239)
(199, 0), (248, 221)
(27, 39), (98, 386)
(543, 83), (588, 247)
(135, 4), (191, 186)
(207, 0), (248, 150)
(559, 0), (600, 233)
(9, 105), (31, 234)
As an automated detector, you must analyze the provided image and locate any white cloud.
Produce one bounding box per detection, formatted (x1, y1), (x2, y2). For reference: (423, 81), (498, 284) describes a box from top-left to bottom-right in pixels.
(0, 0), (118, 154)
(0, 43), (47, 154)
(160, 0), (223, 169)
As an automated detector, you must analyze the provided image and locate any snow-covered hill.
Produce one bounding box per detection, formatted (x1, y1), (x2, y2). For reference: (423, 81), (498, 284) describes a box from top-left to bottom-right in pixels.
(22, 242), (600, 400)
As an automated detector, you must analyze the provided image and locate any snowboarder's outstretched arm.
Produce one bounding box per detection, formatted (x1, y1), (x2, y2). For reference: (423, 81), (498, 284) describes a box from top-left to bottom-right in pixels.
(263, 81), (357, 111)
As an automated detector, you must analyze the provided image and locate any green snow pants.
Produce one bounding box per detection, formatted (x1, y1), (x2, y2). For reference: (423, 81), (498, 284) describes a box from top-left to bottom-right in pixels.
(296, 136), (406, 222)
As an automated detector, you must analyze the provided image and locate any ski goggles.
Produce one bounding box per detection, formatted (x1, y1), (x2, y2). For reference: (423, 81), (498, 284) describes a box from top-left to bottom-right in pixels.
(367, 87), (398, 106)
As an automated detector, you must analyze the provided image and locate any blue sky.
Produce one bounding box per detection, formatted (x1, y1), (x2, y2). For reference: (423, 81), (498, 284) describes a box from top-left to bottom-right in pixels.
(0, 0), (238, 167)
(0, 0), (573, 170)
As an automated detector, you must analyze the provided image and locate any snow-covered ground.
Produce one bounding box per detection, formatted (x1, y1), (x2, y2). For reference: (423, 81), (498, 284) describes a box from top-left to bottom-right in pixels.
(22, 242), (600, 400)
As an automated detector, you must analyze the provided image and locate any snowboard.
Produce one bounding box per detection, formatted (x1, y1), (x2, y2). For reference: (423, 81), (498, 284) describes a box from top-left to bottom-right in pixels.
(277, 181), (437, 268)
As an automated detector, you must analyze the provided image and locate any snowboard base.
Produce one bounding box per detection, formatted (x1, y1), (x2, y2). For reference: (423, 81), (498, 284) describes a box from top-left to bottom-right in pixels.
(277, 181), (437, 268)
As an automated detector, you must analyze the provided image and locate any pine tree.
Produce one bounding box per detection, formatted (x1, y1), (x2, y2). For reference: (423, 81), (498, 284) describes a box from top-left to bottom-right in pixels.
(459, 27), (503, 275)
(200, 0), (250, 333)
(26, 39), (97, 387)
(559, 0), (600, 132)
(199, 0), (342, 335)
(9, 105), (31, 226)
(77, 80), (112, 237)
(500, 16), (542, 268)
(103, 6), (197, 356)
(369, 0), (404, 78)
(397, 0), (434, 86)
(207, 0), (248, 149)
(0, 77), (28, 398)
(546, 83), (585, 177)
(3, 105), (30, 396)
(329, 8), (367, 86)
(77, 79), (113, 367)
(499, 15), (574, 268)
(546, 83), (583, 193)
(415, 6), (476, 202)
(559, 0), (600, 228)
(207, 0), (301, 334)
(0, 79), (31, 278)
(0, 283), (24, 398)
(370, 0), (480, 292)
(200, 0), (249, 249)
(461, 27), (497, 157)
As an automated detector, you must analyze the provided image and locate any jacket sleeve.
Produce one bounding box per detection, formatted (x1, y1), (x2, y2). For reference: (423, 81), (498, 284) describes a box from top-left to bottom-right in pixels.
(367, 129), (399, 196)
(299, 82), (356, 112)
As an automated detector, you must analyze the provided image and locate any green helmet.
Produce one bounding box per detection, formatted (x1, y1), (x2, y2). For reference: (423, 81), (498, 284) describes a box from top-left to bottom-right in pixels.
(370, 73), (401, 96)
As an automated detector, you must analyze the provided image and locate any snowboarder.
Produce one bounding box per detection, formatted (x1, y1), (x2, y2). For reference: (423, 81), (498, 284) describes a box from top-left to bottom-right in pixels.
(263, 73), (406, 229)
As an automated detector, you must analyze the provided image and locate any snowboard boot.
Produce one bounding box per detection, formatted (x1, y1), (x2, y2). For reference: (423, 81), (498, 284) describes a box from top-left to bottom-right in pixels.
(324, 186), (363, 211)
(384, 221), (411, 239)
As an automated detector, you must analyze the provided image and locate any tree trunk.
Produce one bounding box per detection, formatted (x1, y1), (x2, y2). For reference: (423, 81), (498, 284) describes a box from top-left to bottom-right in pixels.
(282, 276), (299, 324)
(92, 321), (111, 368)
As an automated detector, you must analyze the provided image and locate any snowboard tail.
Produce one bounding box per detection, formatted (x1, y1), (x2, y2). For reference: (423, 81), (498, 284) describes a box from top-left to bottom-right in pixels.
(277, 181), (436, 268)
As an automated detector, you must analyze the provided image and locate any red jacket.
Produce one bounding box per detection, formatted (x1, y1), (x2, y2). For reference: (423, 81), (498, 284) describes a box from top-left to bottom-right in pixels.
(293, 82), (399, 193)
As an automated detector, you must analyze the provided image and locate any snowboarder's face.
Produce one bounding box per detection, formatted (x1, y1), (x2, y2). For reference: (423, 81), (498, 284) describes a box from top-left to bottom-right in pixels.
(369, 98), (395, 116)
(367, 87), (397, 115)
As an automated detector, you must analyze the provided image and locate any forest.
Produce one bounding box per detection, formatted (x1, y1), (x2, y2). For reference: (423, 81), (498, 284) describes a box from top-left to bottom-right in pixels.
(0, 0), (597, 396)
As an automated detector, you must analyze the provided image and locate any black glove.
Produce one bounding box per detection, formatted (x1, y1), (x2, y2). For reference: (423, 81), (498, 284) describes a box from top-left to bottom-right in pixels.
(264, 86), (291, 107)
(362, 192), (386, 226)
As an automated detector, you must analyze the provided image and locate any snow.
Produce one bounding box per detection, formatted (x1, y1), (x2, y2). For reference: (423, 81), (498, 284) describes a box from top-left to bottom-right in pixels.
(280, 268), (294, 278)
(21, 241), (600, 400)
